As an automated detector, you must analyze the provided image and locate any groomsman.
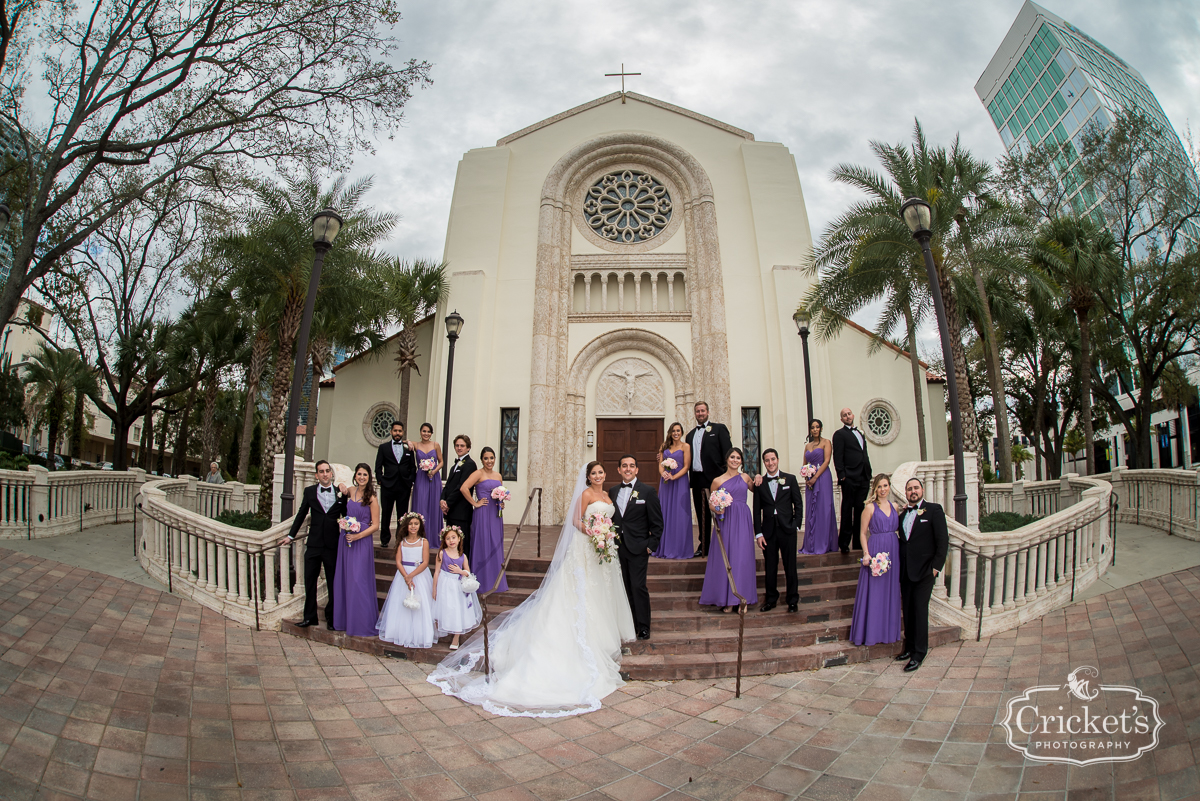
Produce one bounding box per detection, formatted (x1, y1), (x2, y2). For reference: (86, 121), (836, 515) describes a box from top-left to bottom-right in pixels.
(832, 407), (872, 554)
(686, 401), (732, 558)
(279, 460), (344, 630)
(375, 420), (416, 547)
(752, 449), (803, 612)
(440, 434), (477, 553)
(897, 477), (949, 672)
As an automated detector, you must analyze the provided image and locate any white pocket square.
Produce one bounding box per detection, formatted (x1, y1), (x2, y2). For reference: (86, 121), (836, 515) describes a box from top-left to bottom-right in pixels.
(635, 500), (646, 504)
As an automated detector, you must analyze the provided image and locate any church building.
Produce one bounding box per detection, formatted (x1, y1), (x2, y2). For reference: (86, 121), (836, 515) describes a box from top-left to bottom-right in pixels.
(315, 92), (948, 522)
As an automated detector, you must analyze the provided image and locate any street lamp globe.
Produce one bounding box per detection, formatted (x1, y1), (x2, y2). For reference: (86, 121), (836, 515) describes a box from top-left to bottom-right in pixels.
(312, 207), (344, 247)
(793, 308), (810, 336)
(900, 197), (932, 236)
(445, 309), (464, 339)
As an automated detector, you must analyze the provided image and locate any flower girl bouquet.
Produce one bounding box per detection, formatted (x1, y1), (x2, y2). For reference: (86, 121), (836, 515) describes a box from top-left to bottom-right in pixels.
(403, 588), (421, 610)
(584, 513), (620, 564)
(338, 516), (361, 548)
(459, 572), (480, 594)
(710, 488), (733, 519)
(868, 551), (891, 577)
(799, 464), (817, 481)
(490, 485), (511, 517)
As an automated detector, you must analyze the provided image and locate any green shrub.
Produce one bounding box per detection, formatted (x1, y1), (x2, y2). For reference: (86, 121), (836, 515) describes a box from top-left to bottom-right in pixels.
(215, 509), (270, 531)
(0, 453), (30, 471)
(979, 511), (1042, 532)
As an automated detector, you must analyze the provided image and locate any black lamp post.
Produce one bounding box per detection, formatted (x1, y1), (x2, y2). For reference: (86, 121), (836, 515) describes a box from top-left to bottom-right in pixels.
(280, 208), (343, 520)
(901, 197), (967, 525)
(793, 309), (814, 427)
(440, 310), (465, 480)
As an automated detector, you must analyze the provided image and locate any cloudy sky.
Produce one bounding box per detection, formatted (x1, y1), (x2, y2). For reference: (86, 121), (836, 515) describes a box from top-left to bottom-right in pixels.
(361, 0), (1199, 269)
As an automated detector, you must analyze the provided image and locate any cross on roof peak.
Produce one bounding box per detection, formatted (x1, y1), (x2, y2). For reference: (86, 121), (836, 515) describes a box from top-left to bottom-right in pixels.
(604, 64), (641, 104)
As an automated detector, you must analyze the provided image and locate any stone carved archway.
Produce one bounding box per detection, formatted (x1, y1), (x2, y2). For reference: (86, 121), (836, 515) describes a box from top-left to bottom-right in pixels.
(528, 133), (731, 521)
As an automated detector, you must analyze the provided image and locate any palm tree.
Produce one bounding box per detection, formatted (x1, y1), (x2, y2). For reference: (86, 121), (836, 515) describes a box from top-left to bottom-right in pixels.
(22, 345), (90, 470)
(1032, 215), (1119, 475)
(381, 258), (449, 428)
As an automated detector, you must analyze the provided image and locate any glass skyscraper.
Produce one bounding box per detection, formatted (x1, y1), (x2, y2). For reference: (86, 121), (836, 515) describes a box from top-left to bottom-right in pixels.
(975, 1), (1198, 246)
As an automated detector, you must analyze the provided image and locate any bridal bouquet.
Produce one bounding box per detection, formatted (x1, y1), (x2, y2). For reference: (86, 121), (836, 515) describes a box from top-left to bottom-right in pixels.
(338, 516), (361, 548)
(491, 485), (511, 517)
(419, 458), (436, 473)
(584, 513), (620, 564)
(868, 551), (891, 577)
(459, 572), (480, 594)
(799, 464), (817, 481)
(403, 588), (421, 610)
(662, 457), (678, 473)
(710, 488), (733, 518)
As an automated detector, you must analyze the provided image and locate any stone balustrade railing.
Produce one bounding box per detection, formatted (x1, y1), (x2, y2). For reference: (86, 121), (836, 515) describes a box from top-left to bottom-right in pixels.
(1092, 467), (1200, 541)
(889, 454), (981, 530)
(981, 474), (1094, 519)
(138, 478), (305, 630)
(0, 466), (144, 539)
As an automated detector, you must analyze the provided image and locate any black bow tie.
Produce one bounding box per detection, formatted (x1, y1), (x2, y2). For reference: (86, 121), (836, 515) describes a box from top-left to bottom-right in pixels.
(621, 483), (633, 489)
(908, 504), (919, 510)
(320, 487), (333, 494)
(696, 425), (705, 429)
(767, 476), (780, 482)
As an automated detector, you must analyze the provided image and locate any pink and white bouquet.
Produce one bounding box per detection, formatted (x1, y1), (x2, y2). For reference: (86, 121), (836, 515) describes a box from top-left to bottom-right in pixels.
(338, 516), (361, 547)
(419, 458), (436, 473)
(662, 457), (678, 472)
(491, 485), (512, 517)
(799, 464), (817, 481)
(710, 488), (733, 517)
(584, 513), (620, 564)
(868, 551), (891, 577)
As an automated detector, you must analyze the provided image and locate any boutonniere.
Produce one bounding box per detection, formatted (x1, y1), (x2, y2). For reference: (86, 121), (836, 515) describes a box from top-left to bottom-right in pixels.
(336, 490), (344, 500)
(916, 508), (925, 516)
(631, 491), (639, 499)
(705, 425), (712, 433)
(778, 481), (787, 488)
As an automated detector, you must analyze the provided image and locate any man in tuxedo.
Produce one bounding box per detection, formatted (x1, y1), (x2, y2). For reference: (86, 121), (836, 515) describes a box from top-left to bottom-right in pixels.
(612, 455), (663, 640)
(375, 420), (416, 547)
(832, 407), (872, 554)
(896, 477), (949, 672)
(752, 449), (803, 612)
(440, 434), (477, 552)
(279, 460), (344, 630)
(686, 401), (732, 558)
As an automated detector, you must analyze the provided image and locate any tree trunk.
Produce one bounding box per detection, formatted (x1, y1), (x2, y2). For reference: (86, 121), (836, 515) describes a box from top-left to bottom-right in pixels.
(396, 328), (418, 428)
(173, 388), (197, 476)
(303, 352), (320, 462)
(1075, 306), (1096, 475)
(112, 417), (132, 470)
(1033, 347), (1051, 481)
(969, 268), (1013, 482)
(937, 268), (981, 454)
(237, 328), (271, 483)
(46, 394), (63, 472)
(200, 376), (219, 469)
(140, 409), (154, 470)
(904, 310), (929, 461)
(259, 299), (304, 512)
(156, 411), (169, 475)
(70, 392), (85, 462)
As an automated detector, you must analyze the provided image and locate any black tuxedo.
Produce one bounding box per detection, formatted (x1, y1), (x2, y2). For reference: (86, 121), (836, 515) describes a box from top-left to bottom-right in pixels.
(441, 453), (477, 551)
(287, 483), (345, 625)
(612, 479), (663, 636)
(752, 472), (803, 606)
(898, 500), (949, 662)
(832, 426), (872, 553)
(686, 421), (733, 556)
(376, 438), (416, 546)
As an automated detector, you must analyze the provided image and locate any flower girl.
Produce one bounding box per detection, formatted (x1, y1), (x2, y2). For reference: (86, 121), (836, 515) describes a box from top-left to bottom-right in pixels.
(431, 525), (482, 650)
(377, 513), (435, 648)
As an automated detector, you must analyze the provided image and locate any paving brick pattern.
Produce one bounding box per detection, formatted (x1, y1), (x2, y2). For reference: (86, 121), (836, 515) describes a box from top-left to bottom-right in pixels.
(1, 546), (1198, 800)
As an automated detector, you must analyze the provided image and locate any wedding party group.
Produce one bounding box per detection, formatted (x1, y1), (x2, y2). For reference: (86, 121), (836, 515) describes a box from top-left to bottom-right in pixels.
(282, 401), (948, 719)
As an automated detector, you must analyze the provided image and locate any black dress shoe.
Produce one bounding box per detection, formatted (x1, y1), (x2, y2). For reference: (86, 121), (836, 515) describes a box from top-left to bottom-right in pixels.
(903, 658), (922, 672)
(693, 549), (705, 558)
(380, 538), (391, 548)
(787, 603), (798, 613)
(840, 549), (850, 555)
(295, 619), (318, 628)
(759, 602), (776, 612)
(327, 622), (338, 631)
(895, 651), (912, 662)
(637, 631), (650, 640)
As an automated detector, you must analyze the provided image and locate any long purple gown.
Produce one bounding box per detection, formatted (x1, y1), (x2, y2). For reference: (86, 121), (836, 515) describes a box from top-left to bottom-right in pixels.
(848, 502), (902, 646)
(655, 448), (693, 559)
(412, 447), (444, 535)
(332, 496), (379, 636)
(469, 478), (509, 594)
(699, 476), (758, 607)
(800, 446), (839, 555)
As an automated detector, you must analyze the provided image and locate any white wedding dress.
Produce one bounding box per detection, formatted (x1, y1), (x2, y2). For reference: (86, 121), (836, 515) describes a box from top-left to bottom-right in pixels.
(427, 471), (636, 718)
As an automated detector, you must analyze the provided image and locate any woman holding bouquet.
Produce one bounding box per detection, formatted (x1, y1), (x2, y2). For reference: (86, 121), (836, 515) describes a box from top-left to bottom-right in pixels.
(698, 448), (758, 613)
(848, 474), (902, 646)
(412, 423), (445, 536)
(332, 463), (381, 637)
(655, 422), (693, 559)
(460, 447), (508, 594)
(800, 419), (839, 555)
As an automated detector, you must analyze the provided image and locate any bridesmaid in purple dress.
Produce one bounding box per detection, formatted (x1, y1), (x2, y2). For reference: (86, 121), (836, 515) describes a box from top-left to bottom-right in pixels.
(332, 463), (382, 636)
(412, 424), (444, 536)
(800, 419), (839, 555)
(655, 422), (693, 559)
(461, 447), (509, 594)
(848, 474), (902, 646)
(699, 448), (759, 612)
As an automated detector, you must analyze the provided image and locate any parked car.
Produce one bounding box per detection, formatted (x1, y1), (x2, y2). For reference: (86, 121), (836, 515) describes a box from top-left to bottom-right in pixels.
(37, 452), (66, 469)
(98, 462), (114, 470)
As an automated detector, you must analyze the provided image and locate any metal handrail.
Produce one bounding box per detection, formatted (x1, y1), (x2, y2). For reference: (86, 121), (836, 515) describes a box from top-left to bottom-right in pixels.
(480, 487), (542, 674)
(709, 509), (747, 699)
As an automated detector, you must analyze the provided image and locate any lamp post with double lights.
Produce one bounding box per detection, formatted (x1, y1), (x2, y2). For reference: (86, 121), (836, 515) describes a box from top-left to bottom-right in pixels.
(793, 309), (814, 427)
(900, 197), (967, 525)
(440, 310), (464, 479)
(280, 208), (344, 520)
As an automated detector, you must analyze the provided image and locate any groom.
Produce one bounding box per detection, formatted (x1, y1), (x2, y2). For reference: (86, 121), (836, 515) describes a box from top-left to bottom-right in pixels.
(612, 455), (663, 641)
(897, 477), (949, 672)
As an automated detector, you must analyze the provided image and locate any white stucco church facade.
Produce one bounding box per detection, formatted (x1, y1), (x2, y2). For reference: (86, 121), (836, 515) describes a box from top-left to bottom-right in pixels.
(314, 92), (948, 522)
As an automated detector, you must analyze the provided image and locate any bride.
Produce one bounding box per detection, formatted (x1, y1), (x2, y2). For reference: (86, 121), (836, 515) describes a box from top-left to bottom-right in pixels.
(427, 462), (635, 717)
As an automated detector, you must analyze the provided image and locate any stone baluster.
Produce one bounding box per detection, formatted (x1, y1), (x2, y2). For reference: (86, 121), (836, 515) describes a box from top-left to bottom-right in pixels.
(262, 548), (278, 610)
(277, 544), (293, 604)
(633, 273), (642, 312)
(1014, 548), (1028, 606)
(205, 539), (218, 592)
(941, 537), (959, 605)
(963, 546), (978, 614)
(237, 549), (250, 605)
(1002, 550), (1018, 610)
(225, 539), (238, 602)
(1012, 480), (1026, 516)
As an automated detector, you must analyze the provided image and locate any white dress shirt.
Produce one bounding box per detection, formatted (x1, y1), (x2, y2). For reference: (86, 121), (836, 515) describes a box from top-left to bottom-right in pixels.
(317, 484), (336, 513)
(692, 426), (705, 471)
(766, 472), (780, 501)
(392, 440), (405, 463)
(616, 483), (634, 515)
(845, 425), (864, 449)
(903, 502), (921, 540)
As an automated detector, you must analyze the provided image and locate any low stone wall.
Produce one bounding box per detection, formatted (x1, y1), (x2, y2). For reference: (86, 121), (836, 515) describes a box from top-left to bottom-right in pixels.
(1093, 467), (1200, 541)
(0, 466), (144, 539)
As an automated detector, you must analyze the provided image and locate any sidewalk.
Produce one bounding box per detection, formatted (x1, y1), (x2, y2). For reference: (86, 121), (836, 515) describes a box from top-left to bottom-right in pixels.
(0, 523), (165, 592)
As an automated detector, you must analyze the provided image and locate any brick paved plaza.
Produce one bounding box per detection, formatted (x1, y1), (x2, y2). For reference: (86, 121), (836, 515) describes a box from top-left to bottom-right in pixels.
(1, 546), (1198, 801)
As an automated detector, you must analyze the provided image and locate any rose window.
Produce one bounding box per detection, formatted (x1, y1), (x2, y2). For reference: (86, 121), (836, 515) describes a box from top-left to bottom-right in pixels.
(583, 170), (672, 244)
(866, 406), (894, 439)
(370, 410), (395, 441)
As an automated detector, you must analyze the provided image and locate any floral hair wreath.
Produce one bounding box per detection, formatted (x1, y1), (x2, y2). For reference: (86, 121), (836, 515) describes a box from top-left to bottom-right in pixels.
(441, 524), (464, 536)
(399, 512), (426, 526)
